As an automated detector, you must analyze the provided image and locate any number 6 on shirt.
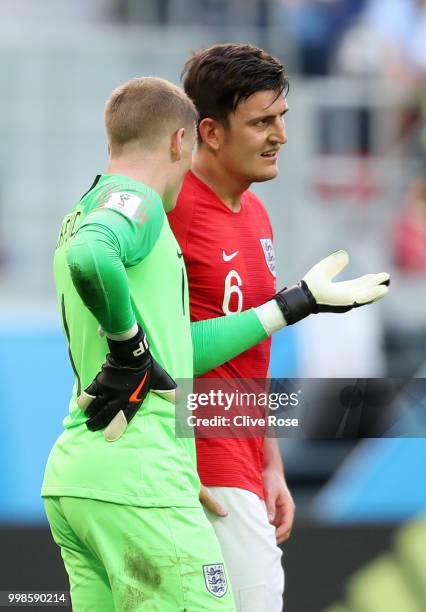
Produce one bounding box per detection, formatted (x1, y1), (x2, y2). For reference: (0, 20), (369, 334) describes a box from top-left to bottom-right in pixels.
(222, 269), (243, 314)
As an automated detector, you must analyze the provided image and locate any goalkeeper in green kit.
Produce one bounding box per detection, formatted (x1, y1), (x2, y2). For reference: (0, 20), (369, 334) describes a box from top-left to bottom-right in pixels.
(42, 77), (390, 612)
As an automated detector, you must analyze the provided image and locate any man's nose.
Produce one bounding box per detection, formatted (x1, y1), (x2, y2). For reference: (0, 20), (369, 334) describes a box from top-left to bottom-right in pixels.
(271, 120), (287, 145)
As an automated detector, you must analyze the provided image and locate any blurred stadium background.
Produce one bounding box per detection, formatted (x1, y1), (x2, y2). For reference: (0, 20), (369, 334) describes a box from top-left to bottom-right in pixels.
(0, 1), (425, 610)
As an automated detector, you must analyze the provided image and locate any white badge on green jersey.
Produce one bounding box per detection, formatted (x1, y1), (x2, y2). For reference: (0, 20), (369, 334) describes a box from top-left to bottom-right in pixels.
(104, 192), (141, 219)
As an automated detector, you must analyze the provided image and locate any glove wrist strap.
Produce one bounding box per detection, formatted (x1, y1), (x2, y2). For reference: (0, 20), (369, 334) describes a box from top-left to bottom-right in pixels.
(106, 322), (139, 341)
(274, 281), (317, 325)
(107, 324), (149, 365)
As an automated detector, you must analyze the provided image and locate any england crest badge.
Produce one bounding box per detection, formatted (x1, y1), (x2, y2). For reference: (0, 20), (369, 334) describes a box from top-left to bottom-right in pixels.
(203, 564), (228, 598)
(260, 238), (276, 277)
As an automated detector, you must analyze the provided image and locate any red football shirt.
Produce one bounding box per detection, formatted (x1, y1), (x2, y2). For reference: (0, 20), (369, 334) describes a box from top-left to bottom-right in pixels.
(168, 171), (277, 498)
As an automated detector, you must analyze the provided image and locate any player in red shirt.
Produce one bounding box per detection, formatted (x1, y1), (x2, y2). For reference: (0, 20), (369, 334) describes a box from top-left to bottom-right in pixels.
(169, 44), (390, 611)
(170, 170), (277, 498)
(168, 44), (292, 611)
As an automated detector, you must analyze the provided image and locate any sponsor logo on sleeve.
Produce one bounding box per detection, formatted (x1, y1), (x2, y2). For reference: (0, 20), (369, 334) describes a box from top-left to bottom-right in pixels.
(260, 238), (276, 277)
(103, 192), (142, 219)
(203, 564), (228, 598)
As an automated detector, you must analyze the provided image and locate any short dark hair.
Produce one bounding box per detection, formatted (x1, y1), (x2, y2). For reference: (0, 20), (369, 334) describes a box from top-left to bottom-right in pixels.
(182, 43), (289, 132)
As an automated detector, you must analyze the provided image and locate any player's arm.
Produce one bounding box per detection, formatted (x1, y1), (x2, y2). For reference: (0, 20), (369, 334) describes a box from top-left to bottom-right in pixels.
(263, 367), (295, 542)
(192, 250), (389, 375)
(67, 222), (136, 335)
(262, 437), (295, 544)
(66, 195), (176, 441)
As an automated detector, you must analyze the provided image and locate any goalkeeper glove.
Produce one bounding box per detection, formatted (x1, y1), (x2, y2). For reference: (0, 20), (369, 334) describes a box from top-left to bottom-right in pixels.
(274, 250), (390, 325)
(77, 324), (176, 442)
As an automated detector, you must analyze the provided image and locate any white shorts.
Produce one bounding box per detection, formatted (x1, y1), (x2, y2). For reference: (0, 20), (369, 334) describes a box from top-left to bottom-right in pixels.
(204, 487), (285, 612)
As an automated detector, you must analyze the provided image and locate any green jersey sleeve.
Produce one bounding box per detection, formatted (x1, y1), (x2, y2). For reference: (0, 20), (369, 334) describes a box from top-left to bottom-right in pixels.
(66, 189), (164, 335)
(191, 309), (268, 376)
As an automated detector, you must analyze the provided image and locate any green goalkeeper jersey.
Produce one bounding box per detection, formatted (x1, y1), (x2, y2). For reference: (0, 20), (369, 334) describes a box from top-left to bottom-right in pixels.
(41, 174), (200, 507)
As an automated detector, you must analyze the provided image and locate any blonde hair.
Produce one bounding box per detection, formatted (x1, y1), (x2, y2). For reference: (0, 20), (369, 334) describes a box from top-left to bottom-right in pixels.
(105, 77), (197, 152)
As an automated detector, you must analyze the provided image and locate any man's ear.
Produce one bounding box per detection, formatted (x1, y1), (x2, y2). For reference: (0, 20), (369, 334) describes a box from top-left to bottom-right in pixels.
(198, 118), (222, 152)
(171, 127), (185, 161)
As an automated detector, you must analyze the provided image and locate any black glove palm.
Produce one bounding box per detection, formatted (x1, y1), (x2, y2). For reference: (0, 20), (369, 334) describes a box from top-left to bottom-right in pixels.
(78, 325), (176, 441)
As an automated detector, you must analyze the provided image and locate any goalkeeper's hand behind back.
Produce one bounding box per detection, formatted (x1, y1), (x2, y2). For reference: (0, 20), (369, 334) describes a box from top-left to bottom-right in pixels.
(77, 324), (176, 442)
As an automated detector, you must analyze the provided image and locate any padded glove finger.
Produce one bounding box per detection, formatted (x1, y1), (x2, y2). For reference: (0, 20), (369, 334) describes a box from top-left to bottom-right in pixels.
(274, 251), (390, 324)
(150, 360), (177, 403)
